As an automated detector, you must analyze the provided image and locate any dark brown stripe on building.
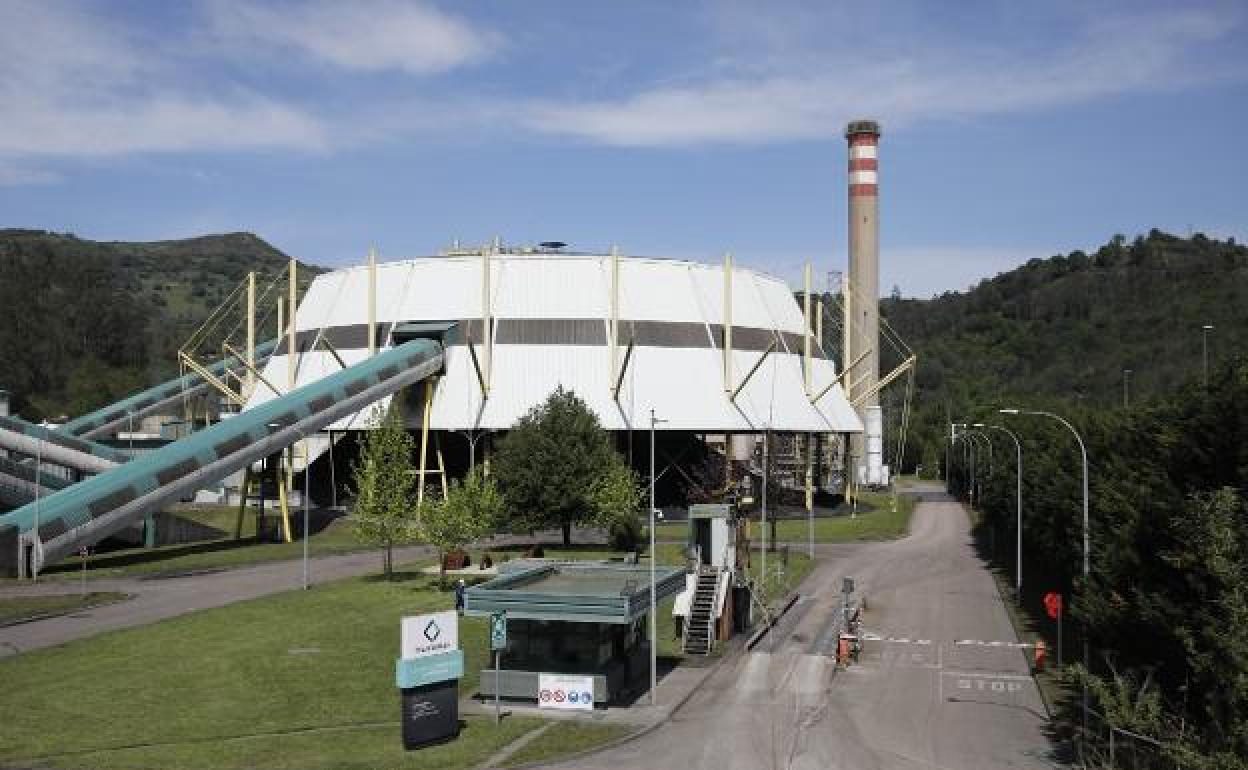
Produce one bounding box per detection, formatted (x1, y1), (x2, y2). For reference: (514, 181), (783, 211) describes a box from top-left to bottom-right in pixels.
(273, 318), (826, 357)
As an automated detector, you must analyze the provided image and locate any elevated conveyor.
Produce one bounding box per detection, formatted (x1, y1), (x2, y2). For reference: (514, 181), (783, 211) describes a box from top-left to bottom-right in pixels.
(0, 336), (445, 575)
(0, 456), (72, 509)
(59, 339), (279, 439)
(0, 416), (130, 475)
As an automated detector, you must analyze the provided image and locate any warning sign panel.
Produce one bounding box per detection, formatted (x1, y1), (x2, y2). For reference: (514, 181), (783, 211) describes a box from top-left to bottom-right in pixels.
(537, 673), (594, 711)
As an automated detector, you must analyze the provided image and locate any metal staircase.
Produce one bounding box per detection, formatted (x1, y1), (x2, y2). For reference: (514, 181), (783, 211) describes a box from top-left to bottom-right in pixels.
(682, 567), (721, 655)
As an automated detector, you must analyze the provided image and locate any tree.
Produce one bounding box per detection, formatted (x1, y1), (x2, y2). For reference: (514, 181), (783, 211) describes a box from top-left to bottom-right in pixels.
(493, 386), (616, 545)
(422, 468), (503, 586)
(350, 404), (417, 579)
(588, 459), (643, 551)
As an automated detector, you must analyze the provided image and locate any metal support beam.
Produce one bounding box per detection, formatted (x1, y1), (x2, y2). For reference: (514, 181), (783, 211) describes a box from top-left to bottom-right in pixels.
(730, 340), (776, 402)
(179, 353), (245, 406)
(612, 337), (635, 400)
(723, 252), (733, 393)
(368, 247), (378, 357)
(416, 377), (435, 515)
(810, 347), (872, 405)
(466, 339), (488, 397)
(317, 334), (348, 371)
(246, 271), (256, 400)
(482, 242), (493, 394)
(851, 355), (917, 408)
(610, 244), (620, 387)
(803, 263), (812, 396)
(222, 343), (284, 398)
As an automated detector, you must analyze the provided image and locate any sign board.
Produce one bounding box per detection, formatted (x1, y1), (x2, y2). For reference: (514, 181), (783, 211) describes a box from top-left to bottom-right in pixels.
(490, 611), (507, 651)
(537, 673), (594, 711)
(401, 610), (458, 660)
(401, 680), (460, 749)
(396, 650), (464, 689)
(1043, 592), (1063, 620)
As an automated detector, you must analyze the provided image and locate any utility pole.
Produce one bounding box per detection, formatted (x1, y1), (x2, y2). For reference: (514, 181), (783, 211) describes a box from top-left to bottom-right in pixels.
(1202, 325), (1214, 386)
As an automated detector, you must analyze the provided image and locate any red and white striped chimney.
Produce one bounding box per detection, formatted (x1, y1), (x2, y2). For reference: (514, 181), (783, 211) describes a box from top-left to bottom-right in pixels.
(845, 119), (880, 409)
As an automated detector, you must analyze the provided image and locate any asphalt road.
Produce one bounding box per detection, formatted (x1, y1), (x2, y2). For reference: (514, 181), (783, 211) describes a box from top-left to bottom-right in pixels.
(543, 483), (1060, 770)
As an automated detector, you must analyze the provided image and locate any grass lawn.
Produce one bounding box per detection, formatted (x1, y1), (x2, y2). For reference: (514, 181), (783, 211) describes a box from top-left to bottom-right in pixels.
(653, 490), (916, 544)
(0, 566), (572, 770)
(0, 592), (128, 624)
(31, 507), (373, 582)
(0, 555), (673, 770)
(500, 721), (633, 767)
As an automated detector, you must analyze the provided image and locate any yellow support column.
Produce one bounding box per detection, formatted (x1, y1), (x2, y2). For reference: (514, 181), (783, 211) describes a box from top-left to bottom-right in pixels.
(278, 452), (294, 543)
(416, 378), (435, 517)
(234, 467), (251, 540)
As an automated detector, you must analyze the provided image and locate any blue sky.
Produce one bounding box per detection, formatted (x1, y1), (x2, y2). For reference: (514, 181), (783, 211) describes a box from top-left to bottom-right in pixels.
(1, 0), (1245, 297)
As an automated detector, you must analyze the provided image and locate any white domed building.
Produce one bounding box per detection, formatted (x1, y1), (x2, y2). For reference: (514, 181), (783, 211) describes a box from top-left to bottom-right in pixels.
(246, 244), (862, 496)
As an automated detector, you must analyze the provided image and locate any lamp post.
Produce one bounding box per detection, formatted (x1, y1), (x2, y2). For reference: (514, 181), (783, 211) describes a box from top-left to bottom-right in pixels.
(648, 408), (667, 705)
(1202, 324), (1214, 386)
(302, 434), (310, 590)
(976, 423), (1023, 599)
(1000, 407), (1089, 747)
(32, 436), (42, 581)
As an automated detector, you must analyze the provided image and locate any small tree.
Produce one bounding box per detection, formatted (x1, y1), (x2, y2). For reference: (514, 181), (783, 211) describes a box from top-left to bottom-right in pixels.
(589, 459), (643, 551)
(422, 468), (503, 587)
(493, 387), (615, 545)
(351, 404), (417, 579)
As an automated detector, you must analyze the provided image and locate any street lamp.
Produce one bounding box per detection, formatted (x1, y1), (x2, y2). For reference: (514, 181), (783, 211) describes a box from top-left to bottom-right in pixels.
(951, 426), (978, 507)
(1000, 407), (1089, 744)
(648, 408), (667, 705)
(975, 423), (1023, 598)
(32, 436), (42, 581)
(1202, 324), (1214, 386)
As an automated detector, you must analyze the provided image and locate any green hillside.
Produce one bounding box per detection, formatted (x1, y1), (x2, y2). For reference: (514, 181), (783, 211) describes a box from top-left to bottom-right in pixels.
(0, 230), (323, 419)
(869, 230), (1248, 473)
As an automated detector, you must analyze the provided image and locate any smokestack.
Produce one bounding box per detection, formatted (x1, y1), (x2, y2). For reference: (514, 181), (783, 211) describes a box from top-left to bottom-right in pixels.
(846, 119), (881, 484)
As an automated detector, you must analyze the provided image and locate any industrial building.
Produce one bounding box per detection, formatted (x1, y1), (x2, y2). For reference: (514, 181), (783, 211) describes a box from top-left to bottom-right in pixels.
(0, 119), (899, 585)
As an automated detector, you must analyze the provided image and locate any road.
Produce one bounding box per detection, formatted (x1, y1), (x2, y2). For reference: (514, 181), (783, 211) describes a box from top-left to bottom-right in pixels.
(0, 545), (430, 657)
(544, 483), (1059, 770)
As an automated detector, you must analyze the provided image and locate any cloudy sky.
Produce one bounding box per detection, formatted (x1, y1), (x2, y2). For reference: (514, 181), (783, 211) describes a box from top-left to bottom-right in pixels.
(1, 0), (1245, 296)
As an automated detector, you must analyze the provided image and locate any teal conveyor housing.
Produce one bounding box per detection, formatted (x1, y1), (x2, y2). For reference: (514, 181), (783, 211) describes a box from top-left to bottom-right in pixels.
(0, 334), (447, 576)
(0, 455), (72, 509)
(60, 339), (280, 439)
(0, 415), (130, 474)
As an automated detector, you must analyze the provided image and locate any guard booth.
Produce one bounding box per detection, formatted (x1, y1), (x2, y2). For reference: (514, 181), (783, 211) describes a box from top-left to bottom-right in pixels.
(465, 561), (687, 706)
(672, 503), (753, 654)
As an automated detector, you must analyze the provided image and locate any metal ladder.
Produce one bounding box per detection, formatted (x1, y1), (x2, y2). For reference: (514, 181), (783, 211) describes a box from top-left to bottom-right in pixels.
(682, 567), (721, 655)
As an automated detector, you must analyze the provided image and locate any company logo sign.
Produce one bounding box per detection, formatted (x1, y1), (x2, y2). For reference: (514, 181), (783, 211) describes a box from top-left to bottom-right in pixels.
(401, 611), (458, 660)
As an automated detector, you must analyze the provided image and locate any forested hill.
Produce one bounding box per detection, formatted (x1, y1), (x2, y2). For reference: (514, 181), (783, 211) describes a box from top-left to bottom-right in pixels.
(0, 230), (323, 419)
(874, 230), (1248, 473)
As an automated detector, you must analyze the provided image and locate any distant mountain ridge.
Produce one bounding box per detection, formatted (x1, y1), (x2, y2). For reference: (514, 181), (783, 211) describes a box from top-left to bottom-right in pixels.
(0, 229), (323, 418)
(873, 229), (1248, 472)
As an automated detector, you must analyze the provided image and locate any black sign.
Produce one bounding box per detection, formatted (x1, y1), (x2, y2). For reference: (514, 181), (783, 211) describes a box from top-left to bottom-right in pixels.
(401, 680), (460, 750)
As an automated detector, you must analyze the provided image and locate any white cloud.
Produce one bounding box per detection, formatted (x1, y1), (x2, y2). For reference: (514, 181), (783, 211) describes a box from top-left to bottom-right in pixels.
(0, 1), (327, 163)
(518, 7), (1238, 146)
(206, 0), (498, 75)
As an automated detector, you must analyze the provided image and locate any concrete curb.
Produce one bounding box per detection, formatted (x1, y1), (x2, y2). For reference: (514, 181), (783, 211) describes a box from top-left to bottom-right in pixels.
(0, 593), (132, 629)
(488, 638), (744, 769)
